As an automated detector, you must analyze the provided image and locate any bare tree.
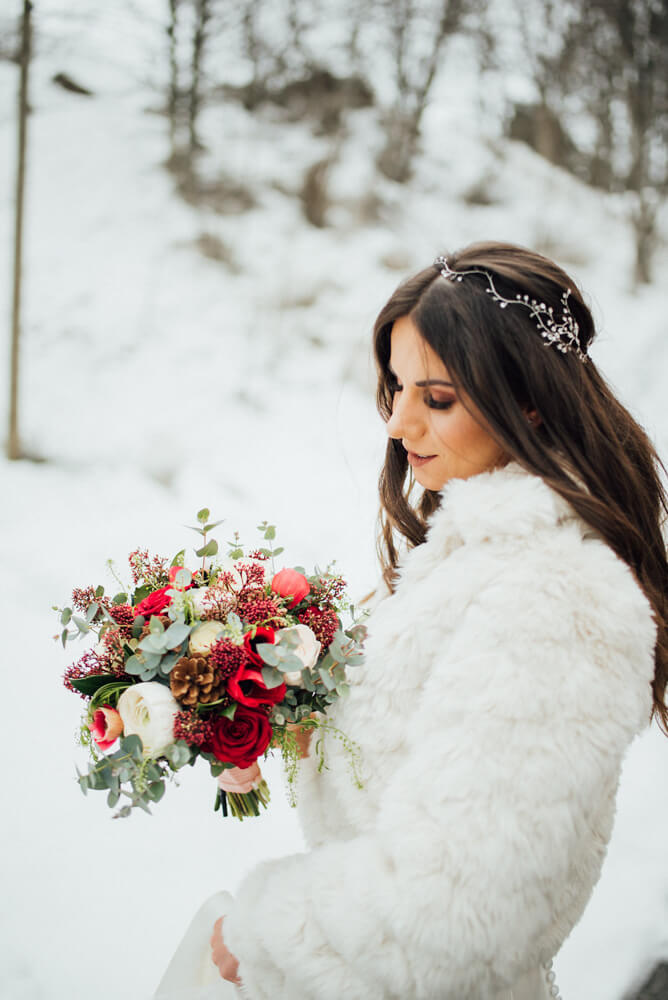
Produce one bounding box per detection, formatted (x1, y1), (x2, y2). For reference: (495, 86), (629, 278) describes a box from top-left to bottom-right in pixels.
(506, 0), (668, 284)
(188, 0), (211, 152)
(166, 0), (181, 153)
(8, 0), (32, 461)
(377, 0), (468, 183)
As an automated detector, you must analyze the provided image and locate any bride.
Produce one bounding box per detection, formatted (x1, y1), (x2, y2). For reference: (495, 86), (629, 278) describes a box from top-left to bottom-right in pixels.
(155, 241), (666, 1000)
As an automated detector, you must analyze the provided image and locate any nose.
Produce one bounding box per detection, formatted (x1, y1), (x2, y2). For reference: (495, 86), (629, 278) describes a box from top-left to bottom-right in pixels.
(386, 389), (423, 441)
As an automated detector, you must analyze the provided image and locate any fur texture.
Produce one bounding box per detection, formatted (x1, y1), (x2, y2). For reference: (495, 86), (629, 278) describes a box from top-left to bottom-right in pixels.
(224, 464), (656, 999)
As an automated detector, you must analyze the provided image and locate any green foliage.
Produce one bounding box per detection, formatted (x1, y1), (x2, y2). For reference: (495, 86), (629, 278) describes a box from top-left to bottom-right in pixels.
(195, 539), (218, 558)
(71, 674), (127, 698)
(74, 732), (195, 818)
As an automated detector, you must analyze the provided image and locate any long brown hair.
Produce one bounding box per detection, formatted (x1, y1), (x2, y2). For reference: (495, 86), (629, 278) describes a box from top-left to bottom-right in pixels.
(373, 240), (668, 732)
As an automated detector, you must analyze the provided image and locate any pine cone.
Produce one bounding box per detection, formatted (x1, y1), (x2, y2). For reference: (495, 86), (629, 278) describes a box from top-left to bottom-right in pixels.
(169, 655), (227, 706)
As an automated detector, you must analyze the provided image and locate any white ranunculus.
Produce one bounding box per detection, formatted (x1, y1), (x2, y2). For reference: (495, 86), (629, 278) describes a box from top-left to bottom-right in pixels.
(276, 624), (321, 686)
(117, 682), (180, 757)
(188, 620), (225, 655)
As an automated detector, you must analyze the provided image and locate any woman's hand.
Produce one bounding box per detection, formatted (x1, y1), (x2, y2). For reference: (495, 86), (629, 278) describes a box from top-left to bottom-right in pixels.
(210, 916), (241, 985)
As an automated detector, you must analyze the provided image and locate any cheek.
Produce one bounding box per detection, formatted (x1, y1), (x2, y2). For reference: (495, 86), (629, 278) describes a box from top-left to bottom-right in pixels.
(432, 411), (502, 467)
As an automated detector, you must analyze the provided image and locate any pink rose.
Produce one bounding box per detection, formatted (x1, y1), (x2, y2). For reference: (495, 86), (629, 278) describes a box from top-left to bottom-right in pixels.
(88, 705), (123, 751)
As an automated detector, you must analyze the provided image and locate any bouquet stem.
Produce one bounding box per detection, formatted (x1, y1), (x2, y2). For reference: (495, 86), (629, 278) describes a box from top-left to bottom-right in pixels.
(215, 779), (270, 820)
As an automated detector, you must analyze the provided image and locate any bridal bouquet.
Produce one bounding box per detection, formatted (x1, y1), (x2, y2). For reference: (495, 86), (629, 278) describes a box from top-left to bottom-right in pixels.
(57, 510), (367, 819)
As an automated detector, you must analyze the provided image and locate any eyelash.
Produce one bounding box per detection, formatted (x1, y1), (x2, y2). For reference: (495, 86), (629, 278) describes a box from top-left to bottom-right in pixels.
(387, 377), (454, 411)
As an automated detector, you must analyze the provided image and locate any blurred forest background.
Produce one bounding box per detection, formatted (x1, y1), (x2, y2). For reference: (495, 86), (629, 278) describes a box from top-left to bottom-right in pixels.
(1, 1), (667, 998)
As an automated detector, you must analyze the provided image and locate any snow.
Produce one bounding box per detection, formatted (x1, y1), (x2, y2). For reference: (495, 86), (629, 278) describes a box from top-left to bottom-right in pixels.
(1, 2), (667, 998)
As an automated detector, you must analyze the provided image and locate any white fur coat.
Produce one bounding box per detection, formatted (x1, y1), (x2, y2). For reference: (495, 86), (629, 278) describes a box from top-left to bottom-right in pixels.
(224, 463), (656, 999)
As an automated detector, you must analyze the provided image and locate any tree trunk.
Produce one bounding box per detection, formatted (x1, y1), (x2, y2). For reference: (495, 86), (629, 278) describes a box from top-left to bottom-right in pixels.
(632, 191), (655, 286)
(167, 0), (180, 154)
(8, 0), (32, 461)
(188, 0), (210, 153)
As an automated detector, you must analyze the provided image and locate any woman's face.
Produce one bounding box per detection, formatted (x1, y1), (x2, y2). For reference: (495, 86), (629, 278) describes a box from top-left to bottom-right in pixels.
(385, 315), (508, 491)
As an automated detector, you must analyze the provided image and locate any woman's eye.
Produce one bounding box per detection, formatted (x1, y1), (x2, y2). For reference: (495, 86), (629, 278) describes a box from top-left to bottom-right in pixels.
(426, 396), (454, 410)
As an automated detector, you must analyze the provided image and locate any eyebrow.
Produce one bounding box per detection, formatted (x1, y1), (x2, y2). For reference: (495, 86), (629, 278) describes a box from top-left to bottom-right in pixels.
(388, 364), (453, 388)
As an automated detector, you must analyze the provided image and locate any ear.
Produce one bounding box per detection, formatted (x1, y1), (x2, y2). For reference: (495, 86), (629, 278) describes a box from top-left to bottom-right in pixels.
(524, 407), (542, 428)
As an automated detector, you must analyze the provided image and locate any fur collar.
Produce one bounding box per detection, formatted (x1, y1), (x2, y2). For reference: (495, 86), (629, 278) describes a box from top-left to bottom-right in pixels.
(426, 462), (579, 548)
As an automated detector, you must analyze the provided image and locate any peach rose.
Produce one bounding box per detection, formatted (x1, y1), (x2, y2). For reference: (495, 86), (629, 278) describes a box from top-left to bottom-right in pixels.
(88, 705), (123, 751)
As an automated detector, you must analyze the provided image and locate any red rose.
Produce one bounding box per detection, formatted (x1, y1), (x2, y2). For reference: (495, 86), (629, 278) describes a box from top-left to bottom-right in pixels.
(243, 626), (275, 667)
(271, 568), (310, 609)
(206, 705), (272, 768)
(134, 586), (171, 617)
(230, 636), (286, 708)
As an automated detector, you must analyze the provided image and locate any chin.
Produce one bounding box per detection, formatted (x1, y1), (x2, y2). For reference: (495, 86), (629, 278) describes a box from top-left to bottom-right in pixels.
(413, 468), (448, 492)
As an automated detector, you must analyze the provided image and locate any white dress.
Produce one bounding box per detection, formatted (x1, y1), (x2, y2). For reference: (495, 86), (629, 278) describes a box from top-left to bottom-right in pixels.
(153, 891), (555, 999)
(153, 464), (656, 1000)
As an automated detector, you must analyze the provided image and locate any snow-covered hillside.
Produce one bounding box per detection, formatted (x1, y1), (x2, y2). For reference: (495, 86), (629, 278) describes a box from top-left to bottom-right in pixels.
(1, 2), (667, 998)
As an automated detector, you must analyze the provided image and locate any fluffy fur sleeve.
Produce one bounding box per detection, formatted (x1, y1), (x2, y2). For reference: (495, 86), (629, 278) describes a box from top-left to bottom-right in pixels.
(223, 542), (656, 1000)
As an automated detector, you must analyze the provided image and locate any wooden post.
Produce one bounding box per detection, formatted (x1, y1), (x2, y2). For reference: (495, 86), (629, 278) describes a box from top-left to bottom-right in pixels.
(8, 0), (32, 460)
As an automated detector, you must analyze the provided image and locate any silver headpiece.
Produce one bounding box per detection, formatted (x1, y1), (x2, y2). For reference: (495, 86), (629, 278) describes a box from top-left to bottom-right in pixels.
(434, 255), (588, 362)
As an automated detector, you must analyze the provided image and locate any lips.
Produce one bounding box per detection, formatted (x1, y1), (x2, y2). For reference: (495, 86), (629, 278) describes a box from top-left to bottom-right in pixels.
(406, 451), (436, 467)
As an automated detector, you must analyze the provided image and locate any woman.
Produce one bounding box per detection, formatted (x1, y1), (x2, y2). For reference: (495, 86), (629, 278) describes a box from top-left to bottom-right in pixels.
(176, 242), (667, 999)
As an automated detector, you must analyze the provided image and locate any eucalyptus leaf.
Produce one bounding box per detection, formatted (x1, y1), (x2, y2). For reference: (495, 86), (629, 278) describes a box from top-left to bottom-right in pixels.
(158, 651), (181, 675)
(139, 634), (167, 655)
(107, 788), (120, 808)
(113, 592), (128, 605)
(280, 652), (304, 672)
(220, 703), (237, 720)
(121, 734), (144, 761)
(73, 616), (90, 634)
(301, 670), (316, 692)
(163, 622), (191, 647)
(263, 525), (276, 540)
(149, 615), (165, 634)
(256, 643), (279, 667)
(195, 539), (218, 558)
(165, 741), (192, 769)
(174, 568), (192, 588)
(148, 781), (165, 802)
(197, 508), (210, 523)
(170, 549), (185, 568)
(146, 762), (162, 782)
(124, 654), (144, 675)
(318, 668), (336, 691)
(60, 608), (72, 626)
(203, 519), (225, 532)
(261, 666), (285, 689)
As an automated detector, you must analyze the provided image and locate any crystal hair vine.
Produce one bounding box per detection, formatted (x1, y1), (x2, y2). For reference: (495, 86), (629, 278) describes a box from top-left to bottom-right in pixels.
(434, 255), (588, 362)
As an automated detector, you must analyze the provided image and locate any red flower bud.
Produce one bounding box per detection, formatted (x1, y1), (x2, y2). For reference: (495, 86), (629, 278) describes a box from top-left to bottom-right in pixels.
(271, 568), (310, 609)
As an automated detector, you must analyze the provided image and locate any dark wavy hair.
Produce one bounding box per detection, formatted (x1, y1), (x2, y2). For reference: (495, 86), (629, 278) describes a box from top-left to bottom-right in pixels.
(373, 240), (668, 732)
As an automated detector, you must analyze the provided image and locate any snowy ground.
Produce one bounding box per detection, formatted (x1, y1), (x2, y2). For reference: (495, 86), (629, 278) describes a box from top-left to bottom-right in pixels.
(1, 3), (667, 998)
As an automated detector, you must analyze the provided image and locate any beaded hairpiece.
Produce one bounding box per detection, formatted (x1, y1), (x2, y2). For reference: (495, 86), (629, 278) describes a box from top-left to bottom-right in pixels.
(434, 255), (588, 362)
